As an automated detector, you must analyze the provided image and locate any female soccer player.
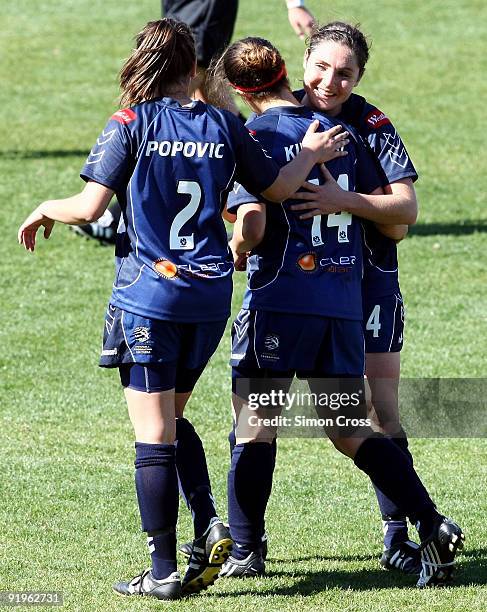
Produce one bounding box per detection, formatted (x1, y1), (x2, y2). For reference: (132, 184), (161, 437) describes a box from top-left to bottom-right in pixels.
(18, 19), (346, 601)
(215, 35), (464, 588)
(291, 21), (421, 573)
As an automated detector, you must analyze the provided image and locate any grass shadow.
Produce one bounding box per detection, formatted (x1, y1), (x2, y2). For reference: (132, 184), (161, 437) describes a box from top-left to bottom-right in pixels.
(211, 547), (487, 597)
(409, 221), (487, 236)
(0, 150), (88, 159)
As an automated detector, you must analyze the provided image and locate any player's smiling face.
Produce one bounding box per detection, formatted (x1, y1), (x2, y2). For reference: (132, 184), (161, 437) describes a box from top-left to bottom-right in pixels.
(303, 41), (361, 116)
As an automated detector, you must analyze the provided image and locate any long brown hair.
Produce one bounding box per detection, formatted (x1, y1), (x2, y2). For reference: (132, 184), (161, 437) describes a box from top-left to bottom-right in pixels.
(120, 18), (196, 107)
(209, 37), (289, 106)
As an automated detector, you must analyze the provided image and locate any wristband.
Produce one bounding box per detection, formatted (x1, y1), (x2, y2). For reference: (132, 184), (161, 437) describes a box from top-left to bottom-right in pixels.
(286, 0), (305, 8)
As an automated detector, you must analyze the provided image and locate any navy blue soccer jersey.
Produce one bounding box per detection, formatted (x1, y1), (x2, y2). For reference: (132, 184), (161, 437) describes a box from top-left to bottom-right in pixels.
(226, 105), (381, 320)
(294, 90), (418, 299)
(339, 93), (418, 298)
(80, 97), (280, 322)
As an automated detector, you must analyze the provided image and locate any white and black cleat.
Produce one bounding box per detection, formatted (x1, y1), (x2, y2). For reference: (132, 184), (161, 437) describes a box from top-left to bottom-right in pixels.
(417, 517), (465, 587)
(219, 551), (265, 578)
(113, 569), (181, 600)
(380, 540), (421, 575)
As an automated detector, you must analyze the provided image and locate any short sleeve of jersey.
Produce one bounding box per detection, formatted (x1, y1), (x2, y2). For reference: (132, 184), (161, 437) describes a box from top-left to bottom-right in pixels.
(230, 116), (279, 202)
(227, 116), (279, 213)
(80, 109), (136, 191)
(353, 133), (383, 194)
(357, 103), (418, 185)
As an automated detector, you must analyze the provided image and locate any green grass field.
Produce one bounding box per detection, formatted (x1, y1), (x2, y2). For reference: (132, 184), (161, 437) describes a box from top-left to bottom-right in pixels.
(1, 1), (486, 610)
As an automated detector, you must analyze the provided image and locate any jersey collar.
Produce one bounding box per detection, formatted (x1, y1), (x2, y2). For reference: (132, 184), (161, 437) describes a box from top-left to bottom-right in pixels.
(156, 97), (203, 111)
(260, 105), (311, 117)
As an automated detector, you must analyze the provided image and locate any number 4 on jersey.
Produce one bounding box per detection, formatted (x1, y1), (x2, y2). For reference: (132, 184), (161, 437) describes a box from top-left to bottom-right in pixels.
(309, 174), (352, 246)
(366, 304), (381, 337)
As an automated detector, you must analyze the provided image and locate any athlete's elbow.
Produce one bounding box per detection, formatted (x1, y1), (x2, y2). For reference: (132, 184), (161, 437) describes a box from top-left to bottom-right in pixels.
(241, 215), (265, 247)
(242, 225), (265, 248)
(406, 202), (418, 225)
(399, 196), (418, 225)
(80, 208), (105, 224)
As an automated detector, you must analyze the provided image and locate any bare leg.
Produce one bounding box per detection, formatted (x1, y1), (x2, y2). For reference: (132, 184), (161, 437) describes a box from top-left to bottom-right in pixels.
(365, 352), (401, 435)
(125, 387), (175, 442)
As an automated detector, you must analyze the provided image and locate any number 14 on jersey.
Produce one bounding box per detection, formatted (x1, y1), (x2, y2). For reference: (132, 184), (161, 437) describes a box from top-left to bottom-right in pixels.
(309, 175), (352, 246)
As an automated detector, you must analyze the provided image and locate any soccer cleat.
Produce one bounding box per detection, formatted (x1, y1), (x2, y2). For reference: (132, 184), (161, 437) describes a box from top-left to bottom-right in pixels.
(380, 540), (421, 575)
(179, 530), (268, 560)
(417, 517), (465, 588)
(70, 209), (117, 245)
(181, 518), (233, 594)
(113, 569), (181, 600)
(219, 551), (265, 578)
(179, 540), (194, 558)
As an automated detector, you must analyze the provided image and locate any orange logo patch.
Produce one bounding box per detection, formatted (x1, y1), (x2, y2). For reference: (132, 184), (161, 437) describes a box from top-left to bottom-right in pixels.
(297, 252), (317, 272)
(154, 259), (178, 279)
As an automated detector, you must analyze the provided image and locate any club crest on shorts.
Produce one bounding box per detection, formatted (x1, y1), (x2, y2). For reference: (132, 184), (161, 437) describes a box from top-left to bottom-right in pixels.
(133, 326), (150, 343)
(154, 258), (178, 279)
(297, 252), (317, 273)
(264, 334), (279, 351)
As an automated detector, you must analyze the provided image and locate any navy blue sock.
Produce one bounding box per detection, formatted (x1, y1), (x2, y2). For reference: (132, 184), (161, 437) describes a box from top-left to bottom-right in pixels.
(228, 428), (277, 540)
(354, 434), (441, 540)
(134, 442), (178, 579)
(373, 429), (413, 548)
(229, 426), (277, 461)
(228, 442), (274, 559)
(175, 418), (217, 538)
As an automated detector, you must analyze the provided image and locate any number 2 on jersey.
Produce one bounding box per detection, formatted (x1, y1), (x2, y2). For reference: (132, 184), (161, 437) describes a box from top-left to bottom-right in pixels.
(169, 180), (201, 250)
(309, 175), (352, 246)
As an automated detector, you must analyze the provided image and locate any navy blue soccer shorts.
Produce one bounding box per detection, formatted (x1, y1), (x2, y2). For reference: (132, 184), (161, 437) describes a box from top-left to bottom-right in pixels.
(230, 308), (365, 377)
(363, 292), (404, 354)
(230, 309), (367, 439)
(100, 304), (227, 392)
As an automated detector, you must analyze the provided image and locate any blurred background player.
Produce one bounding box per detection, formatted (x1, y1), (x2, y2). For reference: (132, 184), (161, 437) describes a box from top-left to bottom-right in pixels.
(73, 0), (316, 244)
(18, 18), (338, 601)
(213, 35), (464, 589)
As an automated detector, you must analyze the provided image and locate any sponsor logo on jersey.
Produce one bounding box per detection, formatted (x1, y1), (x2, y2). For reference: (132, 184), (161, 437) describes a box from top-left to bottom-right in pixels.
(133, 326), (150, 343)
(297, 252), (317, 273)
(111, 109), (137, 124)
(154, 258), (230, 280)
(319, 255), (356, 274)
(145, 140), (224, 158)
(264, 334), (280, 352)
(154, 259), (178, 279)
(365, 109), (390, 129)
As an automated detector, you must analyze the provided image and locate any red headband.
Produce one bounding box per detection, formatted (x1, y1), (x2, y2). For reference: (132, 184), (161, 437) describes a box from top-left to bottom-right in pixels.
(229, 64), (287, 94)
